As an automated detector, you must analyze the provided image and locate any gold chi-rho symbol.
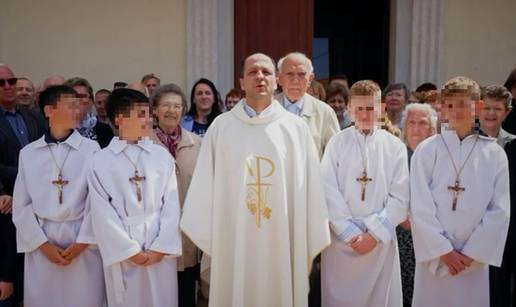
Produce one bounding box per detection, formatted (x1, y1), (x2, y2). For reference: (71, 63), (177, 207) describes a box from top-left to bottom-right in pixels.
(246, 156), (275, 228)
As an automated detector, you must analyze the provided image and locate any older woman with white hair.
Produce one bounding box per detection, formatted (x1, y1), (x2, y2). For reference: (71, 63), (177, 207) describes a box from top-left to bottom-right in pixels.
(397, 103), (438, 307)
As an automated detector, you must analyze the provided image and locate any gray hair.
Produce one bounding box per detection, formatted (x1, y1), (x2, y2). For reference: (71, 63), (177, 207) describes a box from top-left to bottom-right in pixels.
(277, 52), (314, 76)
(242, 53), (276, 76)
(483, 84), (513, 110)
(401, 103), (439, 136)
(150, 83), (188, 116)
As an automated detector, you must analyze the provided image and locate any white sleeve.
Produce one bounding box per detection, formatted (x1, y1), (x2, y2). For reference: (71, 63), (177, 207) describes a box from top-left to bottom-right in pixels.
(410, 144), (454, 263)
(12, 153), (48, 252)
(461, 148), (510, 266)
(364, 144), (409, 243)
(149, 160), (182, 256)
(87, 162), (141, 266)
(320, 136), (363, 242)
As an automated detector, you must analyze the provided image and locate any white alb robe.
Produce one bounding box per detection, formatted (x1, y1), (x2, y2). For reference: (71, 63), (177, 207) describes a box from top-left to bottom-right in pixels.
(88, 137), (182, 307)
(12, 130), (105, 307)
(410, 131), (510, 307)
(320, 127), (409, 307)
(180, 101), (331, 307)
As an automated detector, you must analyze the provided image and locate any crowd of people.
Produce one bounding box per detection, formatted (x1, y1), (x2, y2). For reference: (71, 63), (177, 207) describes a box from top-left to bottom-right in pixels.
(0, 52), (516, 307)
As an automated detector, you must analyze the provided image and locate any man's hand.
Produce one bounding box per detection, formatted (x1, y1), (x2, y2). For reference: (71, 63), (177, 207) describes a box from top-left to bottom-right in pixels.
(143, 251), (166, 266)
(440, 251), (472, 276)
(129, 252), (149, 266)
(0, 195), (13, 214)
(399, 219), (411, 230)
(39, 242), (70, 266)
(61, 243), (89, 262)
(0, 281), (14, 300)
(349, 232), (378, 255)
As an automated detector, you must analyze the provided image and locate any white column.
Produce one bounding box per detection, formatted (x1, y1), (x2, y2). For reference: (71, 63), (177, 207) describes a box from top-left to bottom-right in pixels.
(186, 0), (234, 105)
(409, 0), (445, 89)
(390, 0), (444, 89)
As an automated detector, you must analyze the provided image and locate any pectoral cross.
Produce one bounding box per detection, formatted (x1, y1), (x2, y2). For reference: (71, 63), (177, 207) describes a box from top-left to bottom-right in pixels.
(129, 170), (146, 202)
(448, 180), (465, 211)
(356, 171), (372, 201)
(52, 173), (69, 204)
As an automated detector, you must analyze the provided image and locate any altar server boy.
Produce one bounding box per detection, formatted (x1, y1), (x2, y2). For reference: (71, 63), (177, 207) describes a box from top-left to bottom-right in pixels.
(12, 85), (105, 307)
(410, 76), (510, 307)
(320, 80), (409, 307)
(88, 88), (182, 307)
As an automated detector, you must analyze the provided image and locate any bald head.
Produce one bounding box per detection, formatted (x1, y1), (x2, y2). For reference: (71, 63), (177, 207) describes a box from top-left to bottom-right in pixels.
(0, 64), (16, 107)
(43, 75), (65, 89)
(242, 53), (276, 77)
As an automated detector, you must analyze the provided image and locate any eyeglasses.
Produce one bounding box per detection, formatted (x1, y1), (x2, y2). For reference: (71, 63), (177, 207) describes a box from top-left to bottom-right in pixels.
(0, 78), (18, 87)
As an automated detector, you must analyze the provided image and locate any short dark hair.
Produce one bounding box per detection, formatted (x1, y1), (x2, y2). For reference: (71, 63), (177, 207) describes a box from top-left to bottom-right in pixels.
(38, 85), (77, 116)
(326, 83), (350, 104)
(95, 89), (111, 96)
(106, 88), (149, 126)
(415, 82), (437, 93)
(330, 74), (348, 82)
(383, 83), (410, 100)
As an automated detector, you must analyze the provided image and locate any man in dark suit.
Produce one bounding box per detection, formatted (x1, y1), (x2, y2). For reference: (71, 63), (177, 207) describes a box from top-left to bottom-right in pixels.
(0, 64), (46, 306)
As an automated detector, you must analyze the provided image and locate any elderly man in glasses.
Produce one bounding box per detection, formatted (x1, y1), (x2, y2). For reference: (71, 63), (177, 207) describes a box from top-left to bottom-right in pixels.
(0, 63), (46, 306)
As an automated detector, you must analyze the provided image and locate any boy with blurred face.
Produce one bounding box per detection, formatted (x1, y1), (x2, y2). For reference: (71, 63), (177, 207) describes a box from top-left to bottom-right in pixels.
(410, 77), (510, 307)
(479, 85), (515, 147)
(276, 52), (339, 158)
(12, 86), (105, 307)
(321, 80), (408, 307)
(87, 88), (181, 307)
(180, 53), (330, 307)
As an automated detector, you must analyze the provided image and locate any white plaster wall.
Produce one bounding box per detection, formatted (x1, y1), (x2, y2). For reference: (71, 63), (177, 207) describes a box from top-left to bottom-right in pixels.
(0, 0), (187, 92)
(441, 0), (516, 86)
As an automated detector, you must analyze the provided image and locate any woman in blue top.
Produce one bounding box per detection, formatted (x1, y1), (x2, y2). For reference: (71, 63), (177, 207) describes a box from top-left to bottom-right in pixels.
(181, 78), (222, 136)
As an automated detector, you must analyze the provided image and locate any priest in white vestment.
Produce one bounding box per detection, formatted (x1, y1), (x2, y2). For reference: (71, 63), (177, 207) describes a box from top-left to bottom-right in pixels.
(320, 80), (408, 307)
(13, 86), (105, 307)
(180, 53), (331, 307)
(410, 77), (510, 307)
(87, 88), (182, 307)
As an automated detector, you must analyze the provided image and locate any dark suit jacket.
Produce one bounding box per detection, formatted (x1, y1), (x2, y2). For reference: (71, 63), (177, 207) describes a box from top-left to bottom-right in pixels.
(502, 139), (516, 271)
(0, 107), (46, 284)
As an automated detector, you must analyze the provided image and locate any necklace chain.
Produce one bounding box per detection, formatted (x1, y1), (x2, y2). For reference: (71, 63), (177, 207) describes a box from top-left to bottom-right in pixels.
(440, 134), (479, 181)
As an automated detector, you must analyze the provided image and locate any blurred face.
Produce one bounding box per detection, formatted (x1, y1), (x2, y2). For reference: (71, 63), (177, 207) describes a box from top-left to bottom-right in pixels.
(349, 95), (378, 131)
(155, 93), (183, 129)
(115, 103), (150, 141)
(405, 109), (433, 150)
(385, 89), (407, 113)
(327, 94), (347, 117)
(44, 94), (80, 130)
(73, 85), (93, 121)
(16, 79), (35, 106)
(225, 95), (240, 111)
(441, 93), (479, 133)
(94, 92), (109, 117)
(278, 57), (313, 101)
(144, 78), (159, 94)
(0, 67), (16, 105)
(194, 83), (215, 112)
(479, 97), (510, 135)
(240, 56), (277, 104)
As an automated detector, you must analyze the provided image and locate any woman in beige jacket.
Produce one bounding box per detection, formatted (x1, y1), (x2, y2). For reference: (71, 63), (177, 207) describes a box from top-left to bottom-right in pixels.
(151, 84), (202, 307)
